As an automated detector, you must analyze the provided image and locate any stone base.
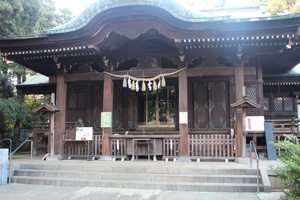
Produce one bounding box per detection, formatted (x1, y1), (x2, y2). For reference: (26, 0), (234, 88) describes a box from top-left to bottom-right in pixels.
(46, 155), (60, 161)
(98, 156), (113, 161)
(235, 157), (250, 164)
(0, 149), (8, 186)
(176, 157), (192, 162)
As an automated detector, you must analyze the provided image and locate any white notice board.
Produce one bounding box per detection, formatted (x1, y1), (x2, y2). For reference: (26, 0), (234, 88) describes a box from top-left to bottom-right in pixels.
(76, 127), (93, 141)
(179, 112), (188, 124)
(245, 116), (265, 132)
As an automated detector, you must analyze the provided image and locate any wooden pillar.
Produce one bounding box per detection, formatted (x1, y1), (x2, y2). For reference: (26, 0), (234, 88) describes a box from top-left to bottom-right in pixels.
(55, 75), (66, 155)
(86, 82), (92, 127)
(179, 69), (189, 157)
(50, 93), (55, 156)
(102, 74), (113, 156)
(256, 57), (264, 116)
(234, 62), (245, 157)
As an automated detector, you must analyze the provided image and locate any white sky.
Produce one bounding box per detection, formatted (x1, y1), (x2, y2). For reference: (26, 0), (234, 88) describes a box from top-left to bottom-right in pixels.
(54, 0), (254, 16)
(54, 0), (97, 15)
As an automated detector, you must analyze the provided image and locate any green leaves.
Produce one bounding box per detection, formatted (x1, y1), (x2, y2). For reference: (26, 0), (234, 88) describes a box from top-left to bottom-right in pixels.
(0, 73), (14, 99)
(0, 0), (73, 37)
(270, 134), (300, 199)
(255, 0), (300, 15)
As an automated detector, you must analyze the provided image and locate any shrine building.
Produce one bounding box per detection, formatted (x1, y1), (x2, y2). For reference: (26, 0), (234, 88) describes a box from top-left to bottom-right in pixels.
(0, 0), (299, 161)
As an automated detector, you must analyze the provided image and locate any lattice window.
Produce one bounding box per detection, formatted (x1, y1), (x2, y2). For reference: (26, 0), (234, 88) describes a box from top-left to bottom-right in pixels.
(274, 97), (283, 111)
(67, 89), (87, 109)
(246, 84), (258, 116)
(263, 97), (270, 111)
(78, 92), (87, 108)
(284, 97), (293, 111)
(246, 85), (257, 103)
(68, 93), (77, 108)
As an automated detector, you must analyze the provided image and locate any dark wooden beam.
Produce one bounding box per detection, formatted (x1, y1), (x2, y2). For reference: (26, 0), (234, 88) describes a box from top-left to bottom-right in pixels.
(64, 73), (104, 82)
(187, 67), (256, 77)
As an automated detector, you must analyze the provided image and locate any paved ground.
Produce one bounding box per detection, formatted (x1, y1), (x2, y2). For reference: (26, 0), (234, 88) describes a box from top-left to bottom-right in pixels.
(0, 184), (284, 200)
(0, 153), (285, 200)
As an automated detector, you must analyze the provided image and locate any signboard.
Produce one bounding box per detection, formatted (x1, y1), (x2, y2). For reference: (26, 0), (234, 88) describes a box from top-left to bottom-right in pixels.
(76, 127), (93, 141)
(245, 116), (265, 131)
(101, 112), (112, 128)
(179, 112), (188, 124)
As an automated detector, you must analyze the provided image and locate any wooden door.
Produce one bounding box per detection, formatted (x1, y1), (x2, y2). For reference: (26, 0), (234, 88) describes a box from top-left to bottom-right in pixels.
(194, 82), (228, 128)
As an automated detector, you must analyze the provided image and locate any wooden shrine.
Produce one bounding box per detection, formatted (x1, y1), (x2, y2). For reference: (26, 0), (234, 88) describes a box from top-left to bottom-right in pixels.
(1, 0), (299, 160)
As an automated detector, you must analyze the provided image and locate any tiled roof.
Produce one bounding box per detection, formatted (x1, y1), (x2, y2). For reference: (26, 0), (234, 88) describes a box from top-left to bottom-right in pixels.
(41, 0), (225, 34)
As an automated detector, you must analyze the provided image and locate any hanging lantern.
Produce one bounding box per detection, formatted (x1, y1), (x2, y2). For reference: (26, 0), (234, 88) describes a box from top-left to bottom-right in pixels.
(142, 81), (146, 91)
(162, 76), (166, 87)
(132, 80), (135, 90)
(153, 80), (157, 91)
(123, 77), (127, 88)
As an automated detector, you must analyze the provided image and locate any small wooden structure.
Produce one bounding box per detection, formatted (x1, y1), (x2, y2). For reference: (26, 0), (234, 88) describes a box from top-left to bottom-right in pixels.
(231, 95), (261, 156)
(32, 102), (60, 155)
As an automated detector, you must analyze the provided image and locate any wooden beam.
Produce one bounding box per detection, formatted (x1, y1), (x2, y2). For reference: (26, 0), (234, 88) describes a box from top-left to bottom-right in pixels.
(102, 74), (113, 156)
(54, 75), (66, 155)
(178, 69), (189, 157)
(187, 67), (256, 77)
(65, 73), (104, 82)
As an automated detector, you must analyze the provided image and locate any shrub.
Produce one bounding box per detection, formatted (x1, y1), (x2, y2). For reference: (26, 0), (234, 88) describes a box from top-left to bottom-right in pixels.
(270, 134), (300, 200)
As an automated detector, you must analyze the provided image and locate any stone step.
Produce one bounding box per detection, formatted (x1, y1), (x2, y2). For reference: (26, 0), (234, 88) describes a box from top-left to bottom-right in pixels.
(11, 176), (263, 192)
(13, 169), (259, 184)
(19, 164), (258, 175)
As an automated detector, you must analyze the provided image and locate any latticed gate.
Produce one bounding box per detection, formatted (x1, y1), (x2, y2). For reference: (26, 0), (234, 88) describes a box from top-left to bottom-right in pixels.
(188, 134), (236, 160)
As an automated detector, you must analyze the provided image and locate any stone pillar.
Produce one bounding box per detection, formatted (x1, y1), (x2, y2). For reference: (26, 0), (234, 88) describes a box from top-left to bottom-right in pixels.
(0, 149), (8, 186)
(55, 75), (67, 155)
(101, 74), (113, 158)
(178, 69), (190, 161)
(234, 61), (245, 157)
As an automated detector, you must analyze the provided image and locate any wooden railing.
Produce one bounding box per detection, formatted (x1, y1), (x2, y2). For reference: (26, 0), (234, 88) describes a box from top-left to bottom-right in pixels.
(265, 119), (300, 134)
(162, 138), (179, 160)
(111, 137), (127, 159)
(62, 140), (93, 160)
(33, 122), (50, 133)
(93, 135), (102, 158)
(188, 134), (236, 159)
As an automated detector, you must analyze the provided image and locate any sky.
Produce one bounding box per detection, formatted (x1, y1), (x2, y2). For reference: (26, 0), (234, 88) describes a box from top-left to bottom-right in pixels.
(54, 0), (254, 16)
(54, 0), (97, 15)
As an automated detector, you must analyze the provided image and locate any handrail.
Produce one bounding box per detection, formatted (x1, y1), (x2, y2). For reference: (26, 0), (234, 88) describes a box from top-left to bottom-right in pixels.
(11, 140), (33, 163)
(249, 140), (260, 193)
(0, 139), (12, 184)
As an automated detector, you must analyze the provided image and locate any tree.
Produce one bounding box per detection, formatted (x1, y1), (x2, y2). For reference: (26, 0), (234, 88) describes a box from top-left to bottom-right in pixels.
(0, 0), (73, 37)
(38, 0), (73, 31)
(0, 0), (41, 37)
(0, 0), (73, 140)
(253, 0), (300, 15)
(270, 134), (300, 200)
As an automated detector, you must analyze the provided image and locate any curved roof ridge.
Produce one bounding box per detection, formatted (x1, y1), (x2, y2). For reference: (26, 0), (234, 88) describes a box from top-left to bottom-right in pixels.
(41, 0), (226, 34)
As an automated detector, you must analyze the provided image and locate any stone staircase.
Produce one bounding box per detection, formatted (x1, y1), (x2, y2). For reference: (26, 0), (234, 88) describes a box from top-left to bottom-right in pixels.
(10, 162), (269, 192)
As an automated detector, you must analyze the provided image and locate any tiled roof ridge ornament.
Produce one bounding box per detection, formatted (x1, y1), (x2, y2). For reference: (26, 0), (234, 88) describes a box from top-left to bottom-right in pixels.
(231, 95), (261, 109)
(42, 0), (228, 34)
